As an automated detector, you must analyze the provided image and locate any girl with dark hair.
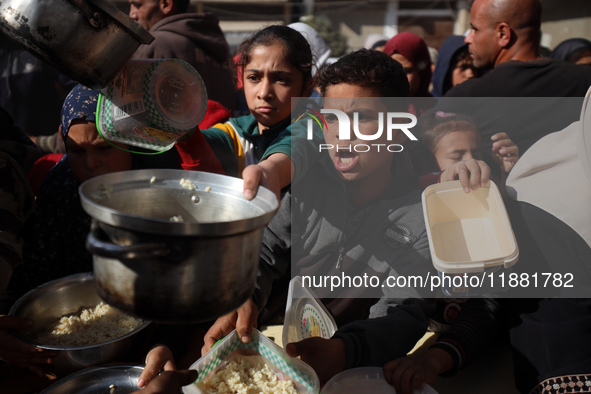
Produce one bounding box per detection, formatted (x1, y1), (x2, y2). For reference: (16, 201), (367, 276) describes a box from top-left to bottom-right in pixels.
(177, 24), (316, 199)
(134, 25), (318, 388)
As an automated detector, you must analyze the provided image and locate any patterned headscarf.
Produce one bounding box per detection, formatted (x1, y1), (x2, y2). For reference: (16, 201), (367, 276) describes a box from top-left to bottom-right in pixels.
(60, 84), (100, 140)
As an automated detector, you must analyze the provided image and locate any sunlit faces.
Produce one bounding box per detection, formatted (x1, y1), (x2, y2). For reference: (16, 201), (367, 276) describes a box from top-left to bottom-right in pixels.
(65, 121), (132, 184)
(391, 53), (420, 97)
(243, 43), (305, 133)
(128, 0), (163, 31)
(322, 84), (407, 193)
(433, 129), (483, 171)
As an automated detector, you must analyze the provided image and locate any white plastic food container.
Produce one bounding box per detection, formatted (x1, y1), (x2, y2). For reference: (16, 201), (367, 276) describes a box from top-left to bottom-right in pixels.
(183, 328), (320, 394)
(422, 180), (519, 296)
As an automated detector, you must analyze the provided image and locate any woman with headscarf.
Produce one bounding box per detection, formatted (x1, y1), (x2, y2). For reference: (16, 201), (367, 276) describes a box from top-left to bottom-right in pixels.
(384, 32), (433, 98)
(0, 84), (141, 373)
(6, 85), (218, 379)
(10, 83), (209, 295)
(431, 35), (477, 97)
(9, 85), (138, 295)
(549, 37), (591, 66)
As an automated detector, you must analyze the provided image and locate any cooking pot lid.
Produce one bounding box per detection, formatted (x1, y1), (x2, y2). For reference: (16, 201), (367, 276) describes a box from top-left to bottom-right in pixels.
(88, 0), (154, 44)
(79, 169), (279, 236)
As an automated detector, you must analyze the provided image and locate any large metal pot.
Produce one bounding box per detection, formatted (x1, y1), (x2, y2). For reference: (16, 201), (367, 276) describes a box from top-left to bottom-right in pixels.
(0, 0), (154, 89)
(79, 170), (279, 323)
(8, 273), (150, 377)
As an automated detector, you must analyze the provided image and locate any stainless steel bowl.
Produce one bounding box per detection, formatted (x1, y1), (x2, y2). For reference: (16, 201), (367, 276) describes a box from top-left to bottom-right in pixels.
(40, 365), (145, 394)
(8, 273), (151, 377)
(79, 170), (279, 323)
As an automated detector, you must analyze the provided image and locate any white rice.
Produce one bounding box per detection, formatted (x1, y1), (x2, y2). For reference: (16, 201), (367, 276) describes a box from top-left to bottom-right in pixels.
(180, 178), (196, 190)
(196, 357), (298, 394)
(34, 302), (143, 347)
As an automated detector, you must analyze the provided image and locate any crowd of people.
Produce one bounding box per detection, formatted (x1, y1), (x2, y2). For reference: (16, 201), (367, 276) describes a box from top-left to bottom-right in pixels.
(1, 0), (591, 393)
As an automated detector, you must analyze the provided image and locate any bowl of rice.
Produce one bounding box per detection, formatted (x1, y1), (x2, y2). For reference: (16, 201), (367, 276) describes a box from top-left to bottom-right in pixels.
(8, 272), (151, 376)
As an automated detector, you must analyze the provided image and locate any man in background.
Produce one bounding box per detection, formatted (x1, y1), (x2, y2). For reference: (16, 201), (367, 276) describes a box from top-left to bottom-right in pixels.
(446, 0), (591, 98)
(129, 0), (237, 111)
(441, 0), (591, 155)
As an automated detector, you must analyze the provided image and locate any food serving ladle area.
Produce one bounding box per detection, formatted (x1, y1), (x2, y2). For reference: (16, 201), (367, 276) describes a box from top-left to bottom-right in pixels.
(79, 169), (278, 324)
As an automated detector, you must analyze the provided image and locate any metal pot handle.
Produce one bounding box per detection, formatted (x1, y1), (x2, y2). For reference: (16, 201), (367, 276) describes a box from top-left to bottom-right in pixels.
(87, 226), (169, 260)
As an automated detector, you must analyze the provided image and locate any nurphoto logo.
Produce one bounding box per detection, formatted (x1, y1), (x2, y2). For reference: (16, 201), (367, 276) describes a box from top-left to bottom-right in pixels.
(305, 108), (418, 152)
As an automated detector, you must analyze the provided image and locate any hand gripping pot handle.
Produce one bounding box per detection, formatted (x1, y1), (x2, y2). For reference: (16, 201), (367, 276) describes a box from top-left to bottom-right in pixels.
(86, 226), (170, 261)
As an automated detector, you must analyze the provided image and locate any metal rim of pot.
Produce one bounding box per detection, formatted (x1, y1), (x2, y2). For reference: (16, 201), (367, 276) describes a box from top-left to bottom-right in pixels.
(85, 0), (154, 44)
(78, 169), (279, 237)
(8, 272), (151, 351)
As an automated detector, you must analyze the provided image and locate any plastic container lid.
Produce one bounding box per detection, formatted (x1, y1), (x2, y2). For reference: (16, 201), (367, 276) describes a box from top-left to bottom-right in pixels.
(422, 180), (519, 274)
(282, 276), (337, 347)
(183, 328), (320, 394)
(321, 367), (439, 394)
(321, 367), (395, 393)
